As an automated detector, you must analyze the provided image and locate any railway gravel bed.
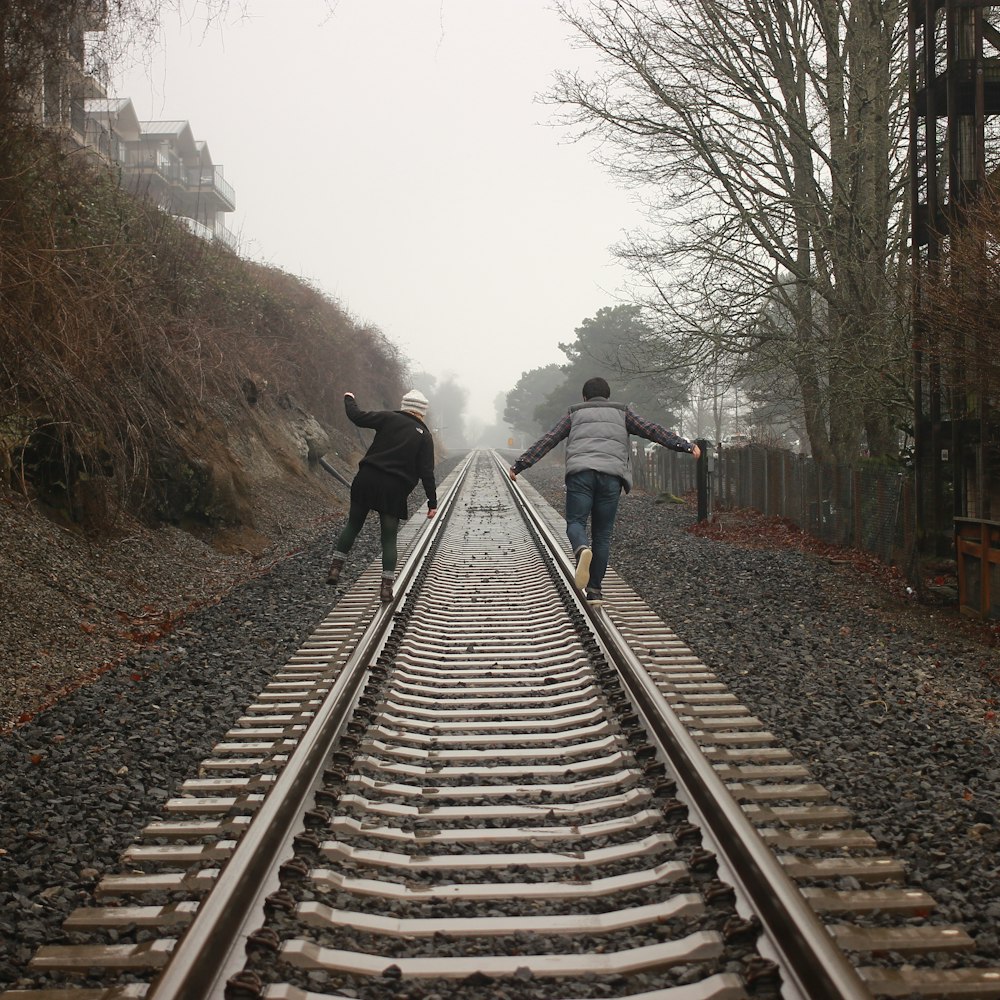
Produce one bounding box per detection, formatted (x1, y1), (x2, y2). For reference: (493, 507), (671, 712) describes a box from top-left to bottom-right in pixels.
(1, 454), (998, 993)
(524, 464), (1000, 971)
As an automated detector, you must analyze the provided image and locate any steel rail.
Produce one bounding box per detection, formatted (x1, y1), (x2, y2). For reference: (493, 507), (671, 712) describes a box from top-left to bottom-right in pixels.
(145, 453), (477, 1000)
(11, 452), (997, 998)
(498, 451), (873, 1000)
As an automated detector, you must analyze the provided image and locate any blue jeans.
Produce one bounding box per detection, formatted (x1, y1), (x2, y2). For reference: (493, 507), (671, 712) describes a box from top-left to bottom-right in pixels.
(565, 470), (622, 594)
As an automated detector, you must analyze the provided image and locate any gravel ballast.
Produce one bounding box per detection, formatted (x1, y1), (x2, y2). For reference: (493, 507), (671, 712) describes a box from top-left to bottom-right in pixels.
(1, 456), (999, 991)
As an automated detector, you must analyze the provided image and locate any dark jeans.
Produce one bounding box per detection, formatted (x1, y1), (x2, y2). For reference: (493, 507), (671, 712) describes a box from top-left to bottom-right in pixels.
(565, 470), (622, 594)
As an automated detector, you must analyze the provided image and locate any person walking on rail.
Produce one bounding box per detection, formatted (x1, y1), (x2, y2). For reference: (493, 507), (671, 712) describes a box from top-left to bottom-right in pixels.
(326, 389), (437, 601)
(508, 376), (700, 605)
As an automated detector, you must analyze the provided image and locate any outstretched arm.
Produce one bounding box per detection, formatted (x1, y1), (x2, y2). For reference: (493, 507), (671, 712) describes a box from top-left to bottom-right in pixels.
(626, 410), (700, 458)
(344, 392), (387, 430)
(508, 414), (571, 480)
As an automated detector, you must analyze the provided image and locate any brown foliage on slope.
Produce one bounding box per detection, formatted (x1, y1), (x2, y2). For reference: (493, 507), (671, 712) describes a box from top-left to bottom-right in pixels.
(0, 129), (407, 530)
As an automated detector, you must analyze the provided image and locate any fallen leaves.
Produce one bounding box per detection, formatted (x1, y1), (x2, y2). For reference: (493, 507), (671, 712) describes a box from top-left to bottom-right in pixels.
(689, 506), (1000, 654)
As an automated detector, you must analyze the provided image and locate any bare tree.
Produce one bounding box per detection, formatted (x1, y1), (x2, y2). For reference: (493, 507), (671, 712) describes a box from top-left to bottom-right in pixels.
(551, 0), (911, 462)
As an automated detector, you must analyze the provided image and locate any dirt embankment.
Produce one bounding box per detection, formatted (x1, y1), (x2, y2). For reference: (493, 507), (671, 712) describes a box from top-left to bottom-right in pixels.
(0, 408), (368, 731)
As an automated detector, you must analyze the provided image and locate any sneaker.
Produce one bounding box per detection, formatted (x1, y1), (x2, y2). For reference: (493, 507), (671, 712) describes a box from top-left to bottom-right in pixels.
(586, 589), (604, 606)
(379, 579), (394, 602)
(326, 557), (345, 585)
(574, 547), (592, 591)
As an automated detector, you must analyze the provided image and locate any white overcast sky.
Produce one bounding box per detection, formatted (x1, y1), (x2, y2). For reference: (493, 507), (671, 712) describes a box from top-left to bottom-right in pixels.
(113, 1), (645, 425)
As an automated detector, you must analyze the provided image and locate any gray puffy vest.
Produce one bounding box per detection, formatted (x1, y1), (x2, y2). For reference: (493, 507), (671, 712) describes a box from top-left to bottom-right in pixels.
(565, 399), (633, 492)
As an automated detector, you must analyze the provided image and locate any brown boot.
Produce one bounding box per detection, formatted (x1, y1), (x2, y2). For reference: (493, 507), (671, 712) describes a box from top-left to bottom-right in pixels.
(379, 578), (394, 602)
(326, 556), (345, 585)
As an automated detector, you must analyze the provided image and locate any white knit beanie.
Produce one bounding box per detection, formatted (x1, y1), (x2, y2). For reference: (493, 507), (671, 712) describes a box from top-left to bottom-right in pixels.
(400, 389), (429, 417)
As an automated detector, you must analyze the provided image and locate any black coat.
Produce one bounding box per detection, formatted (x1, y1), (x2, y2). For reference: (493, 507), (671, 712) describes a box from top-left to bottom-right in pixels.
(346, 396), (437, 510)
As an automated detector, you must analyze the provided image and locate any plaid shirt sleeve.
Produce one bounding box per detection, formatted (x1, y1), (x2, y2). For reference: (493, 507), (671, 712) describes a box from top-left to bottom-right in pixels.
(512, 413), (571, 472)
(626, 409), (696, 453)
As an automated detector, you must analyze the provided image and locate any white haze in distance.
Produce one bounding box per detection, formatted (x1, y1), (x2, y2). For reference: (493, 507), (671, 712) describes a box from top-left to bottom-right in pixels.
(114, 1), (643, 426)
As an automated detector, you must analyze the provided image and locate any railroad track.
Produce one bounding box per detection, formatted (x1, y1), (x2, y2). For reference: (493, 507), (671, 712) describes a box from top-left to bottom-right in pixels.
(6, 450), (1000, 1000)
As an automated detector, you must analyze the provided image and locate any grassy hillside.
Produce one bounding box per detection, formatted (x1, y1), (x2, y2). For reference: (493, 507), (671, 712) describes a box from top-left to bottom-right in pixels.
(0, 128), (408, 535)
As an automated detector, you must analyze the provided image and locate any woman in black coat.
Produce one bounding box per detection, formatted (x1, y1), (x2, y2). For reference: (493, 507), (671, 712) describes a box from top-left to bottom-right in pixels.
(326, 389), (437, 601)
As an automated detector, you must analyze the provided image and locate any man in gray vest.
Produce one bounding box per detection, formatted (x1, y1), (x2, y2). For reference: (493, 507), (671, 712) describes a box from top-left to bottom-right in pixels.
(508, 377), (700, 604)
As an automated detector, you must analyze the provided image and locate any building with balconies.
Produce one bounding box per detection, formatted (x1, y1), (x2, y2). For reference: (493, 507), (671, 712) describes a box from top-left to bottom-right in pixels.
(22, 2), (108, 137)
(22, 5), (239, 253)
(81, 101), (238, 251)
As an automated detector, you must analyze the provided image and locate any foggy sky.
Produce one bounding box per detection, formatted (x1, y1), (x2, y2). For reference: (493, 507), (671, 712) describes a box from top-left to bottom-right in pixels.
(115, 1), (644, 426)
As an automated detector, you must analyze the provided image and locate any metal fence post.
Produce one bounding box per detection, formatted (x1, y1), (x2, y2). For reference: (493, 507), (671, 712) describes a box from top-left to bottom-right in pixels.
(853, 470), (862, 548)
(781, 451), (788, 521)
(697, 440), (710, 522)
(763, 448), (770, 516)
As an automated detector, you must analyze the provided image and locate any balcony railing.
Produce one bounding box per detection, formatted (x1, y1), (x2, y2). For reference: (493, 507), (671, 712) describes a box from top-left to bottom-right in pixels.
(186, 166), (236, 210)
(85, 52), (110, 93)
(177, 216), (214, 242)
(213, 222), (239, 251)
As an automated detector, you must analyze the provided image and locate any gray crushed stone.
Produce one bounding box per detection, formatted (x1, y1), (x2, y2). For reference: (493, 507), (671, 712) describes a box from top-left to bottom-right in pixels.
(524, 463), (1000, 967)
(1, 455), (998, 993)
